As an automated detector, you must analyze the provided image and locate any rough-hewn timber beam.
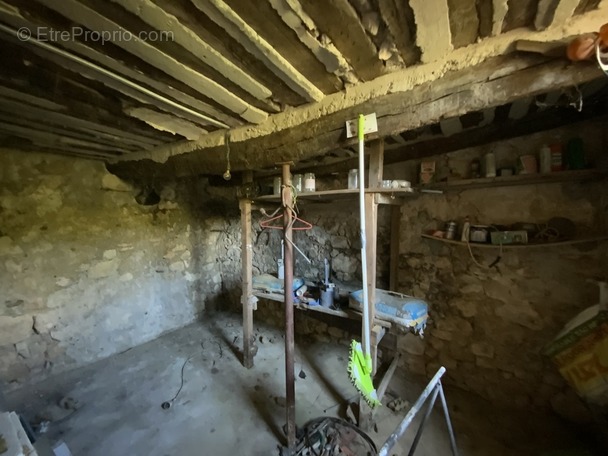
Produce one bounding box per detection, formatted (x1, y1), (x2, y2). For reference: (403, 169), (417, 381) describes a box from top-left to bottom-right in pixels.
(268, 0), (356, 81)
(123, 108), (206, 140)
(410, 0), (452, 63)
(109, 0), (272, 102)
(34, 0), (269, 123)
(492, 0), (509, 35)
(107, 57), (603, 181)
(191, 0), (324, 102)
(0, 2), (242, 128)
(377, 0), (420, 66)
(300, 104), (608, 176)
(298, 0), (386, 81)
(535, 0), (580, 30)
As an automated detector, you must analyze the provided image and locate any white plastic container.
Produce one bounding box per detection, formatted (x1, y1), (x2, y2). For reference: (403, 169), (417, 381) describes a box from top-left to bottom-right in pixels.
(348, 169), (358, 189)
(484, 152), (496, 178)
(304, 173), (316, 192)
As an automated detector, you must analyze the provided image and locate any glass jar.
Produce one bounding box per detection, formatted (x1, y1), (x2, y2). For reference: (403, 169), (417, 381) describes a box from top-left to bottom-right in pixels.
(293, 174), (303, 192)
(347, 169), (358, 189)
(273, 176), (281, 195)
(304, 173), (316, 192)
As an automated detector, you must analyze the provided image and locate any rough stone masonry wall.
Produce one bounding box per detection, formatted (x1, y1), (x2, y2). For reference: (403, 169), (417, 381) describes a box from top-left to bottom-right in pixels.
(0, 149), (240, 389)
(391, 123), (608, 411)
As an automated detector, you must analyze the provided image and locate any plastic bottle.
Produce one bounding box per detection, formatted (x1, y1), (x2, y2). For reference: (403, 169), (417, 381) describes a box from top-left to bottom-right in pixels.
(461, 216), (470, 242)
(484, 152), (496, 178)
(550, 143), (563, 172)
(539, 145), (552, 174)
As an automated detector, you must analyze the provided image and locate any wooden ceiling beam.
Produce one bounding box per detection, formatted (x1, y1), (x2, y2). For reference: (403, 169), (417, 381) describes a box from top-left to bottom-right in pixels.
(410, 0), (452, 63)
(123, 107), (205, 141)
(0, 3), (243, 128)
(377, 0), (420, 66)
(298, 0), (386, 81)
(222, 0), (343, 94)
(0, 113), (142, 152)
(151, 0), (306, 108)
(108, 0), (272, 102)
(107, 57), (602, 180)
(0, 99), (164, 148)
(33, 0), (268, 123)
(190, 0), (325, 103)
(491, 0), (509, 36)
(0, 122), (129, 154)
(298, 101), (608, 176)
(535, 0), (580, 30)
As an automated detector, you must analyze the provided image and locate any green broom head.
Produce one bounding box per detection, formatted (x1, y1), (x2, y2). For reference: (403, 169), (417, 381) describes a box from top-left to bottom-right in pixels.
(348, 340), (381, 408)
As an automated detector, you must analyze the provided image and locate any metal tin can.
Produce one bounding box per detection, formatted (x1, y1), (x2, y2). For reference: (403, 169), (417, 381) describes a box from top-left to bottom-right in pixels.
(445, 221), (457, 240)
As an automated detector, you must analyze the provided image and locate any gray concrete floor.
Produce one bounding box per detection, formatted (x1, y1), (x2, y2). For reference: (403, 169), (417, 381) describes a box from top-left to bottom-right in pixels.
(7, 313), (592, 456)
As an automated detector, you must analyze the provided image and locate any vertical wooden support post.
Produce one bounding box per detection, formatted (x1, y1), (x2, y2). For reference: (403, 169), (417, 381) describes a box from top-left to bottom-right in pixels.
(389, 205), (401, 292)
(240, 171), (255, 369)
(282, 164), (296, 453)
(368, 138), (384, 188)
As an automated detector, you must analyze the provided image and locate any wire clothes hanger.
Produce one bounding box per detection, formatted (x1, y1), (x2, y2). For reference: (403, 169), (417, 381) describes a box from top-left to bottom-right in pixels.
(259, 213), (313, 231)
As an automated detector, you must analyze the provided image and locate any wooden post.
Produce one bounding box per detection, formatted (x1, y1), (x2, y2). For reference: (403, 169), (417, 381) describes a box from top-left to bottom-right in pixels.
(389, 205), (401, 291)
(368, 138), (384, 188)
(240, 171), (256, 369)
(282, 164), (297, 452)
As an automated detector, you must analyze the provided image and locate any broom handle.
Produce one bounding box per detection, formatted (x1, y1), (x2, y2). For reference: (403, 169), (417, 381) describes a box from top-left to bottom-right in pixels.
(358, 114), (371, 359)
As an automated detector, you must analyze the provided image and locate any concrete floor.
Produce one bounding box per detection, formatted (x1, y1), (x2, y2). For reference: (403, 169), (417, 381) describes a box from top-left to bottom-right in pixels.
(6, 313), (593, 456)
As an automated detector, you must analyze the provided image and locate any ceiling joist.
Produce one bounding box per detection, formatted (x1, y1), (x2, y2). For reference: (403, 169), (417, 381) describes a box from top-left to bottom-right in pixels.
(107, 57), (603, 180)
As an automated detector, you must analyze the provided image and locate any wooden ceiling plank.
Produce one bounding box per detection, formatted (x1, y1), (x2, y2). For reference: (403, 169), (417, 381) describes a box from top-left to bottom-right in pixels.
(0, 3), (243, 128)
(108, 0), (271, 102)
(268, 0), (356, 83)
(151, 0), (306, 108)
(123, 107), (205, 140)
(492, 0), (509, 35)
(0, 98), (164, 147)
(535, 0), (580, 30)
(0, 85), (66, 111)
(377, 0), (420, 66)
(1, 30), (224, 133)
(33, 0), (268, 123)
(410, 0), (453, 63)
(223, 0), (343, 94)
(0, 122), (132, 154)
(0, 52), (184, 144)
(0, 113), (142, 151)
(108, 59), (602, 179)
(190, 0), (324, 102)
(298, 0), (386, 81)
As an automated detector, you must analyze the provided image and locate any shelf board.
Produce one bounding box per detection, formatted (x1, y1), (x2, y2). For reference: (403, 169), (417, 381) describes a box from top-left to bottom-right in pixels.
(421, 233), (608, 249)
(255, 188), (416, 203)
(418, 169), (606, 192)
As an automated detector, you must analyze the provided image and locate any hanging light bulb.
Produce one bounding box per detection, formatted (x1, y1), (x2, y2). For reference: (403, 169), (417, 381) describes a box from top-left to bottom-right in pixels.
(223, 130), (231, 181)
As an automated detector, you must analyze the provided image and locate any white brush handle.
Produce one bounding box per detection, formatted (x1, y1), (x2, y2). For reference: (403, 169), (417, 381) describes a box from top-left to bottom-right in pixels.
(358, 117), (371, 360)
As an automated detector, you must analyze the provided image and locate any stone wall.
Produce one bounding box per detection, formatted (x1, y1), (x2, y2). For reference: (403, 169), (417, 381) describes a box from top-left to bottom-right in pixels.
(0, 149), (240, 389)
(390, 122), (608, 411)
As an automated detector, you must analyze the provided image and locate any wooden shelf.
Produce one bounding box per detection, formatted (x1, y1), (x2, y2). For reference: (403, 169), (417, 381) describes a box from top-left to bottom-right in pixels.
(421, 233), (608, 249)
(255, 188), (416, 203)
(253, 290), (392, 328)
(418, 169), (606, 192)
